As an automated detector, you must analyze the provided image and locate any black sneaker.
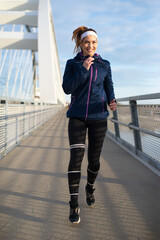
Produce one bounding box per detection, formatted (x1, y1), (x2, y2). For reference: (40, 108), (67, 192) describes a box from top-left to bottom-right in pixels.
(85, 185), (95, 207)
(69, 206), (80, 224)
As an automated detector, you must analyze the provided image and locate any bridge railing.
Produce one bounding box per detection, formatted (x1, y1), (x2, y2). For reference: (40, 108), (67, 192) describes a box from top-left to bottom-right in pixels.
(0, 99), (64, 159)
(107, 93), (160, 171)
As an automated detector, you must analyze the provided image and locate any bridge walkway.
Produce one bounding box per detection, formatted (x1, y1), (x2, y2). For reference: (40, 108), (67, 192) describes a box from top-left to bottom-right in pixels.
(0, 109), (160, 240)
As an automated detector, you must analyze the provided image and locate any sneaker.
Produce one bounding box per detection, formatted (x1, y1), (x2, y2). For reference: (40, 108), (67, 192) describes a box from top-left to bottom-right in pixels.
(85, 185), (95, 207)
(69, 206), (80, 224)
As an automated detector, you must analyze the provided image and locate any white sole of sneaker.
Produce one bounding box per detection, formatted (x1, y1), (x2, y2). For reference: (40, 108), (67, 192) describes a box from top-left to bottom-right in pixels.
(69, 208), (81, 224)
(87, 203), (95, 207)
(72, 217), (81, 224)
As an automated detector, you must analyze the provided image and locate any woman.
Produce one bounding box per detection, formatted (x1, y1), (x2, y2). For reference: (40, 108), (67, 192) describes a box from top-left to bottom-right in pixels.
(62, 26), (117, 224)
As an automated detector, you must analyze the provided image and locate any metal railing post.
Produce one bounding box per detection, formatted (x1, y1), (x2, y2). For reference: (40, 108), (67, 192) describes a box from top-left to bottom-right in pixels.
(5, 100), (8, 155)
(34, 102), (36, 129)
(16, 115), (18, 144)
(113, 110), (120, 138)
(129, 100), (142, 152)
(23, 103), (25, 138)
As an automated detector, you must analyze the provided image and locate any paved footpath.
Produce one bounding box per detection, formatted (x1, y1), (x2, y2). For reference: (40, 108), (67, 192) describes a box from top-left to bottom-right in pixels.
(0, 109), (160, 240)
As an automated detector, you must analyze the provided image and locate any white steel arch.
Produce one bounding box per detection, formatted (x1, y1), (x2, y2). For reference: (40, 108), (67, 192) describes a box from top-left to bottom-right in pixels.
(0, 0), (66, 105)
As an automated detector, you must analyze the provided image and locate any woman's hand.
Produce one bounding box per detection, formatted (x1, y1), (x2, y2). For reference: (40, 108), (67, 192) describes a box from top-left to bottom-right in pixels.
(109, 99), (117, 111)
(83, 57), (94, 70)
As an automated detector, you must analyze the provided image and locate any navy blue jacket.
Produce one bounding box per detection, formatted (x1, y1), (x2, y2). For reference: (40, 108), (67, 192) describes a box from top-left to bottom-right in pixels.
(62, 52), (116, 121)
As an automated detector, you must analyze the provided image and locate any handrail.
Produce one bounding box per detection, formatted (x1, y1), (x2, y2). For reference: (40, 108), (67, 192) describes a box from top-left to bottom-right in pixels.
(0, 101), (64, 159)
(0, 96), (59, 106)
(117, 92), (160, 101)
(107, 92), (160, 171)
(110, 118), (160, 138)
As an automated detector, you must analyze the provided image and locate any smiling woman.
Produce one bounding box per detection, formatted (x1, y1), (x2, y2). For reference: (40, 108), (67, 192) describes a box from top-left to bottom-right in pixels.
(81, 35), (98, 57)
(62, 26), (117, 224)
(72, 26), (98, 55)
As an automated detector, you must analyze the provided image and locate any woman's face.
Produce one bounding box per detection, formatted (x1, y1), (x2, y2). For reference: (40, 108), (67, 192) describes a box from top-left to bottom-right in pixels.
(81, 35), (98, 56)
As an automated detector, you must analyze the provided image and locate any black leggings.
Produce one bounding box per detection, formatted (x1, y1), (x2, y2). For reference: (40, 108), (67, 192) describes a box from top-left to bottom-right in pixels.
(68, 118), (107, 207)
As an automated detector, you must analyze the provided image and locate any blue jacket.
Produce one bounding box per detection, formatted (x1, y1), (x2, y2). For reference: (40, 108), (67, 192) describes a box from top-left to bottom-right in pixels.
(62, 52), (116, 121)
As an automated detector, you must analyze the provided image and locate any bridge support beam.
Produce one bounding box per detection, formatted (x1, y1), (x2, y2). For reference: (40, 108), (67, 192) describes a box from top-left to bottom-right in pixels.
(38, 0), (64, 104)
(0, 0), (66, 105)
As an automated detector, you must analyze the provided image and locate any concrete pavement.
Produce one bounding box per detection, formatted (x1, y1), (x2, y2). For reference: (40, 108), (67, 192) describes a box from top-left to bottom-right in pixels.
(0, 109), (160, 240)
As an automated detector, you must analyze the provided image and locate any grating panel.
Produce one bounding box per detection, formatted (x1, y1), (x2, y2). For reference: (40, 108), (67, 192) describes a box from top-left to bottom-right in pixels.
(0, 103), (63, 159)
(0, 105), (5, 156)
(107, 103), (160, 164)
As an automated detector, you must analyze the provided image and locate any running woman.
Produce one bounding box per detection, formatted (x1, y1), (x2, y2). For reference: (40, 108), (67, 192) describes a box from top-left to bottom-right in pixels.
(62, 26), (117, 224)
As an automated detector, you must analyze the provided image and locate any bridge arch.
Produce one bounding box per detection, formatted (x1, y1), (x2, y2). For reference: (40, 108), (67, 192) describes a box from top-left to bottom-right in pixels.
(0, 0), (65, 104)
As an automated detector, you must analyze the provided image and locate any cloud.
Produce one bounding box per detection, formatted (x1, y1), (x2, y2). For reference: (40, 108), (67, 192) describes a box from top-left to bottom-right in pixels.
(51, 0), (160, 99)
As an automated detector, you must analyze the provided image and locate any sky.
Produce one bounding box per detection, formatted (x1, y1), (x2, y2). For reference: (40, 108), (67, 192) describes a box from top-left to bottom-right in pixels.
(0, 0), (159, 104)
(50, 0), (160, 103)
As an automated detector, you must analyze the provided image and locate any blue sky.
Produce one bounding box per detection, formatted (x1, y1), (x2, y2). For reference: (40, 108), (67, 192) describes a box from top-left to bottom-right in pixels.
(51, 0), (160, 102)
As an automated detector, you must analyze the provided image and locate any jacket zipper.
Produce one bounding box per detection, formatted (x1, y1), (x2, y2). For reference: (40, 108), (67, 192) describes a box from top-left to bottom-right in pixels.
(94, 68), (97, 81)
(85, 65), (93, 120)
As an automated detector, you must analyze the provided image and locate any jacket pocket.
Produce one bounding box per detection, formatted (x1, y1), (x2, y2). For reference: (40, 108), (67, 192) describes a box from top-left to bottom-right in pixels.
(69, 96), (75, 111)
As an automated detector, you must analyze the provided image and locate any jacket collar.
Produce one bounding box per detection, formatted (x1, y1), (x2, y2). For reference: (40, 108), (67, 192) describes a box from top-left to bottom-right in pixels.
(74, 52), (101, 61)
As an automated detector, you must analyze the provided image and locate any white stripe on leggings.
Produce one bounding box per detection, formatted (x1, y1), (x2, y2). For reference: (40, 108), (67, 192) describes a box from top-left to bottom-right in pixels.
(87, 168), (99, 174)
(70, 144), (85, 149)
(68, 171), (81, 174)
(69, 184), (79, 187)
(87, 182), (94, 186)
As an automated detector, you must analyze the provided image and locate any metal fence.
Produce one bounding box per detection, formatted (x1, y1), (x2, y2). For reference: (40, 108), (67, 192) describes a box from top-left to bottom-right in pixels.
(0, 99), (64, 159)
(107, 93), (160, 171)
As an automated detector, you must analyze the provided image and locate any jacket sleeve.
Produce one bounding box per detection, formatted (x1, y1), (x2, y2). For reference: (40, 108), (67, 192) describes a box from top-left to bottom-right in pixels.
(62, 59), (89, 94)
(103, 63), (116, 105)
